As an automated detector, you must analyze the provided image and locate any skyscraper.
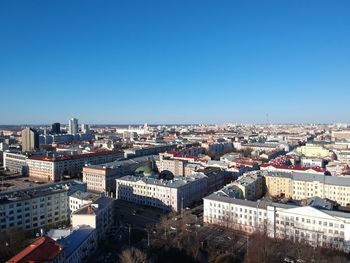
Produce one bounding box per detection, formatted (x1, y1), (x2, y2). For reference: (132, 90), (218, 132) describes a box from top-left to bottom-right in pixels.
(21, 128), (39, 152)
(51, 122), (61, 134)
(68, 118), (78, 135)
(81, 124), (90, 134)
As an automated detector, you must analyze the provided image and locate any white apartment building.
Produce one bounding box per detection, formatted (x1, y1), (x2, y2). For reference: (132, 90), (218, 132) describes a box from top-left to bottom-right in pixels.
(156, 158), (187, 176)
(69, 190), (99, 213)
(204, 193), (350, 251)
(27, 151), (123, 182)
(3, 151), (28, 175)
(115, 173), (208, 211)
(71, 197), (114, 240)
(0, 180), (86, 233)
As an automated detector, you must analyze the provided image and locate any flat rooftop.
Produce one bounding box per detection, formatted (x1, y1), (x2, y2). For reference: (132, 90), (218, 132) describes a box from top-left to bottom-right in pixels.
(116, 173), (207, 188)
(0, 180), (86, 205)
(85, 155), (157, 170)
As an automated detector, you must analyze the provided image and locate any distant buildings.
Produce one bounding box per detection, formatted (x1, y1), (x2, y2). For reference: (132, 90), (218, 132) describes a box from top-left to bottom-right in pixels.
(203, 194), (350, 251)
(332, 130), (350, 141)
(81, 124), (90, 134)
(295, 144), (333, 159)
(68, 118), (79, 135)
(21, 128), (39, 152)
(123, 144), (176, 158)
(27, 151), (123, 182)
(116, 173), (208, 211)
(51, 123), (61, 134)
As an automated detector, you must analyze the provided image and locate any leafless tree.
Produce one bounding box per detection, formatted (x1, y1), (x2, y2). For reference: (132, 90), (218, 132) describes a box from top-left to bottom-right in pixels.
(119, 247), (149, 263)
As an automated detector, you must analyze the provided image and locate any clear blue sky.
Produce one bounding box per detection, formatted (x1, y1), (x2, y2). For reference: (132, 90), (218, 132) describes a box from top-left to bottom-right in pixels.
(0, 1), (349, 124)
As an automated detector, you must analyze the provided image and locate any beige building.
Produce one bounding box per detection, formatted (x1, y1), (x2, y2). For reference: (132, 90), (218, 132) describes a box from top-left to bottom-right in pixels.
(332, 131), (350, 141)
(231, 171), (264, 201)
(156, 158), (187, 176)
(27, 151), (122, 182)
(265, 171), (350, 206)
(83, 155), (155, 194)
(295, 144), (333, 159)
(21, 128), (39, 152)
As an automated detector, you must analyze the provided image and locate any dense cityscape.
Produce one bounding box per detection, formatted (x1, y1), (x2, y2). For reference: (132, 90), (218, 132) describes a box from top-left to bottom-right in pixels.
(1, 121), (350, 262)
(1, 1), (350, 262)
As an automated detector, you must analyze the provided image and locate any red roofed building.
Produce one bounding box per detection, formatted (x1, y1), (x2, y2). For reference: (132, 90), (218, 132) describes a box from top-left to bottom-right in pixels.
(6, 236), (64, 263)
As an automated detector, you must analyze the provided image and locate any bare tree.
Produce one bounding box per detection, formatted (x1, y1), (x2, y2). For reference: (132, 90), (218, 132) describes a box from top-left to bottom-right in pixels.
(119, 247), (149, 263)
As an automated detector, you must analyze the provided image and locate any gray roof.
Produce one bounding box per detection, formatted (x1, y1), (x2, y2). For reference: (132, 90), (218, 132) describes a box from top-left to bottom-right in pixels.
(72, 196), (114, 216)
(70, 190), (99, 201)
(57, 226), (95, 258)
(116, 173), (207, 188)
(87, 155), (157, 169)
(0, 180), (86, 205)
(267, 171), (350, 186)
(204, 193), (350, 219)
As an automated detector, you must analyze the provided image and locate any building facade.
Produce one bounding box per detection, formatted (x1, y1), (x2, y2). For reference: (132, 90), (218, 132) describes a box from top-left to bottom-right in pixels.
(116, 173), (208, 211)
(3, 152), (28, 175)
(265, 171), (350, 206)
(83, 155), (155, 194)
(27, 151), (123, 182)
(21, 128), (39, 152)
(71, 197), (114, 240)
(68, 118), (79, 135)
(203, 194), (350, 251)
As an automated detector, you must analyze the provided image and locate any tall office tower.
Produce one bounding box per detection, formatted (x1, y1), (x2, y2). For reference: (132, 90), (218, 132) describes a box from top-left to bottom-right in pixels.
(81, 124), (90, 134)
(51, 122), (61, 134)
(21, 128), (39, 152)
(68, 118), (79, 135)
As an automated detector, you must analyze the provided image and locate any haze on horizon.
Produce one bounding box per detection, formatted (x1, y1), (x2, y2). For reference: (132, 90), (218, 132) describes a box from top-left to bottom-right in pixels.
(0, 1), (349, 125)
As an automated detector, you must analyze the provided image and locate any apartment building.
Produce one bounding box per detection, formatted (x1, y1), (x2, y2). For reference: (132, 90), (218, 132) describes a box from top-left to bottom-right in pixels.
(156, 158), (187, 176)
(83, 155), (156, 194)
(295, 144), (333, 159)
(201, 141), (233, 157)
(265, 171), (350, 206)
(203, 193), (350, 251)
(3, 152), (29, 175)
(231, 171), (264, 201)
(71, 197), (114, 240)
(0, 180), (86, 233)
(69, 191), (99, 214)
(332, 131), (350, 141)
(115, 173), (208, 211)
(27, 151), (123, 182)
(300, 157), (325, 168)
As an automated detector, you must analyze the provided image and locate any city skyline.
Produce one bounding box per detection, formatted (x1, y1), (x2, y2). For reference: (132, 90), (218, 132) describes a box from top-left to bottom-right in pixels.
(1, 1), (349, 124)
